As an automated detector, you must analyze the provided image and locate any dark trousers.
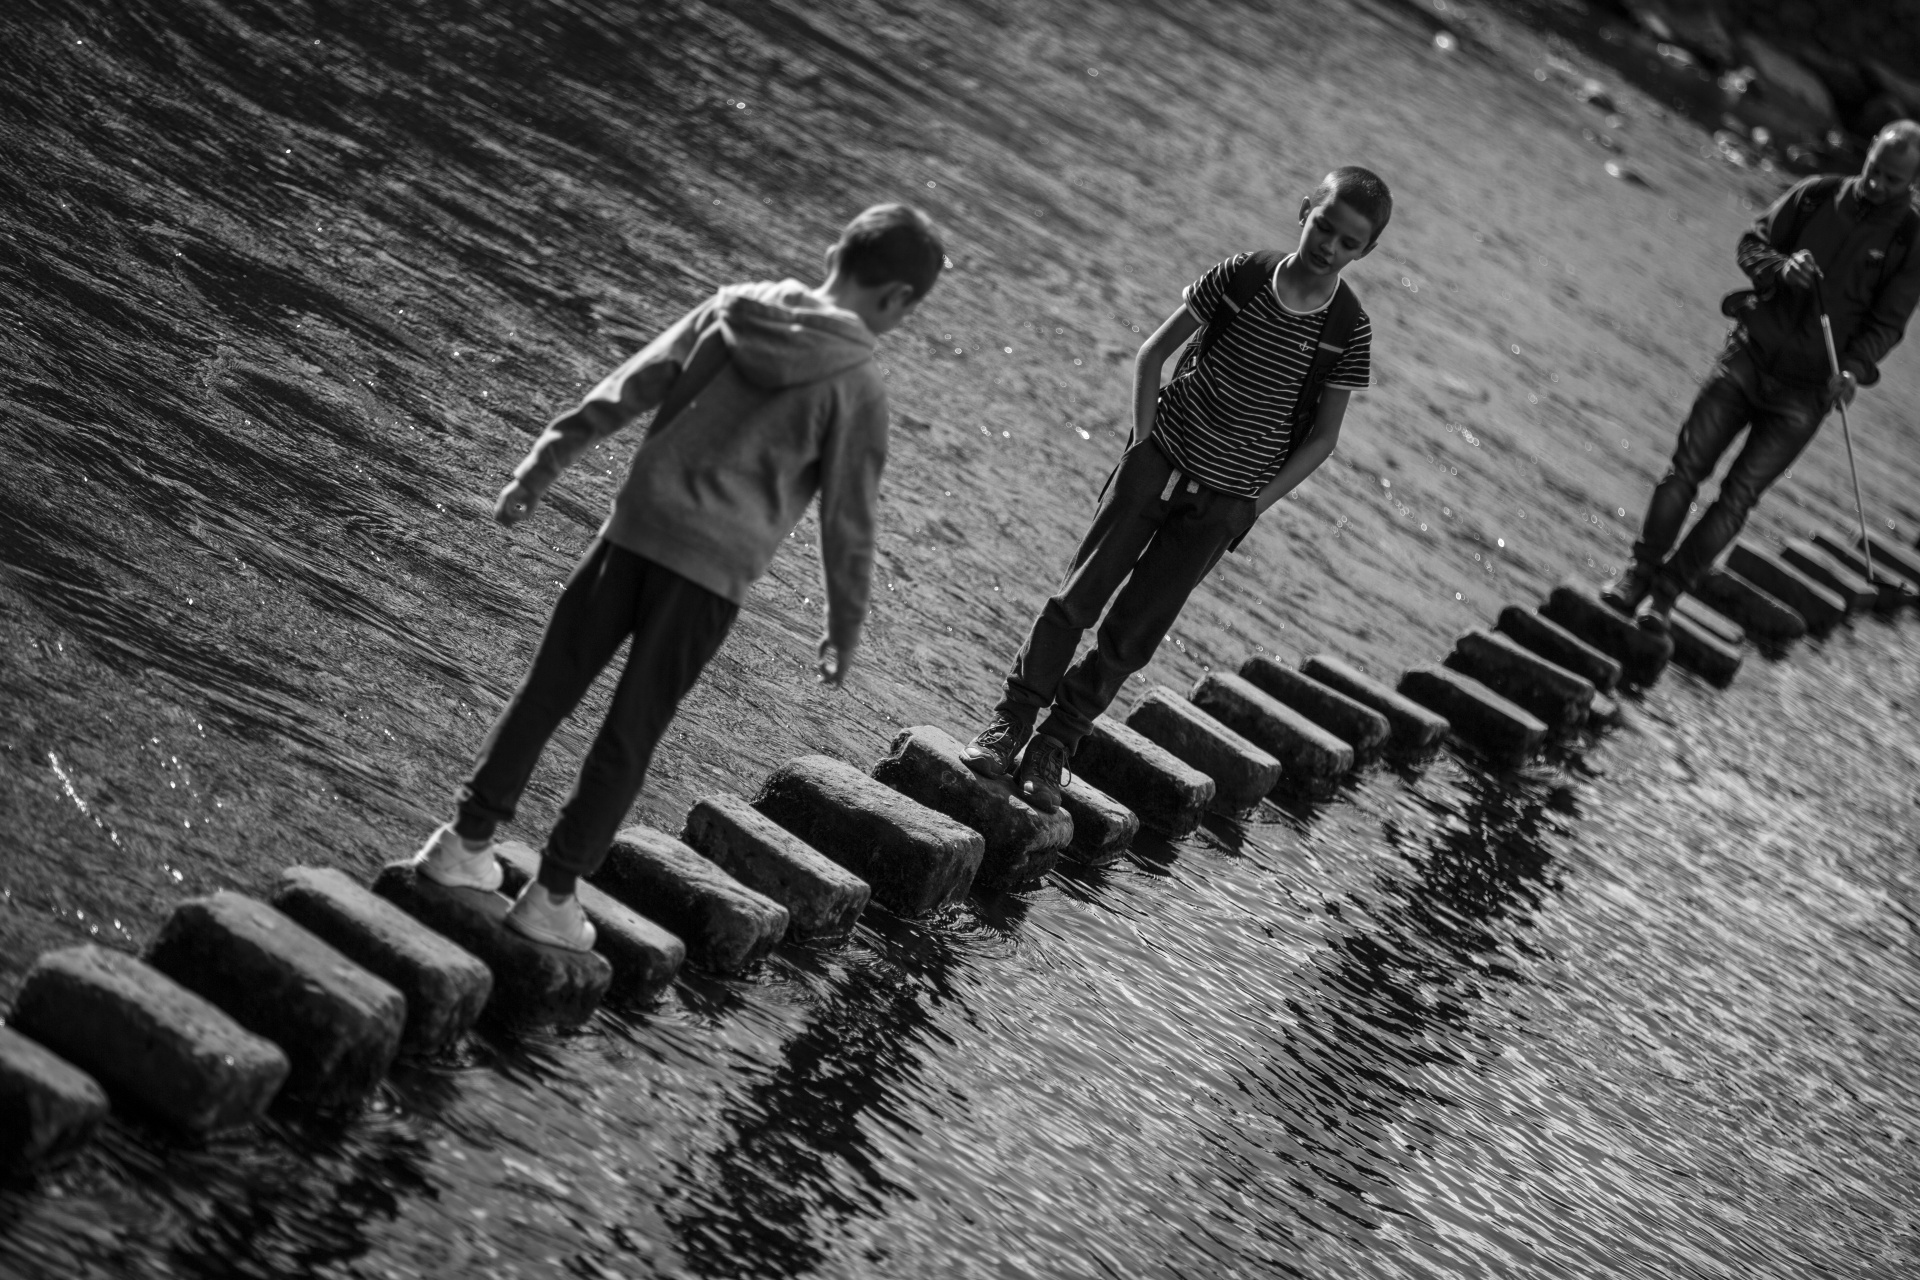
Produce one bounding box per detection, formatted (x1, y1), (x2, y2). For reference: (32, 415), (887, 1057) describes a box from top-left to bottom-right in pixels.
(996, 437), (1256, 753)
(1634, 340), (1827, 595)
(454, 539), (738, 879)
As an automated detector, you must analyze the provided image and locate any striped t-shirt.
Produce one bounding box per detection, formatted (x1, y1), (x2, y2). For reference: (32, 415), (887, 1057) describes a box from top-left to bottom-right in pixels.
(1151, 254), (1373, 497)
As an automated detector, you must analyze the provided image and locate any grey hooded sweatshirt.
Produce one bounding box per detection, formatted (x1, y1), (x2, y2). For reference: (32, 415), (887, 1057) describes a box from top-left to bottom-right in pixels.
(513, 280), (889, 653)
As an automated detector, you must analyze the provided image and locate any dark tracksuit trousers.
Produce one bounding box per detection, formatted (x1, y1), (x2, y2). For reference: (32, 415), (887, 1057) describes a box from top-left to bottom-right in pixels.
(996, 436), (1256, 753)
(1635, 338), (1827, 597)
(454, 538), (738, 885)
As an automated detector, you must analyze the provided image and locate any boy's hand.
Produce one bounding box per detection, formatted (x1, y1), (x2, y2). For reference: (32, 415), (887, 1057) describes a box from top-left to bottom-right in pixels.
(1780, 249), (1820, 290)
(815, 637), (850, 688)
(494, 479), (541, 527)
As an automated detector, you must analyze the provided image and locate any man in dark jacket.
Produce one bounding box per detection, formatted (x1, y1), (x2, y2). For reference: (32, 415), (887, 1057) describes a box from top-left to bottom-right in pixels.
(1605, 120), (1920, 629)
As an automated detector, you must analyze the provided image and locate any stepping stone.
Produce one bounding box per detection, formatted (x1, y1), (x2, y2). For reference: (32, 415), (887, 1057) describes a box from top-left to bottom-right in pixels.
(590, 826), (788, 975)
(493, 843), (684, 1001)
(682, 793), (870, 940)
(1542, 582), (1672, 685)
(1445, 629), (1594, 734)
(1854, 533), (1920, 590)
(272, 866), (493, 1056)
(1589, 690), (1624, 728)
(0, 1026), (108, 1172)
(9, 945), (287, 1135)
(1672, 594), (1746, 647)
(1189, 671), (1353, 797)
(1494, 606), (1622, 693)
(1071, 714), (1215, 838)
(371, 863), (611, 1027)
(1811, 532), (1918, 609)
(1726, 543), (1846, 633)
(1667, 611), (1743, 687)
(1236, 655), (1390, 754)
(1397, 666), (1547, 764)
(1694, 567), (1807, 641)
(1057, 775), (1139, 865)
(1781, 540), (1877, 611)
(752, 755), (982, 917)
(1299, 654), (1449, 754)
(145, 892), (405, 1110)
(1126, 685), (1282, 817)
(870, 725), (1072, 891)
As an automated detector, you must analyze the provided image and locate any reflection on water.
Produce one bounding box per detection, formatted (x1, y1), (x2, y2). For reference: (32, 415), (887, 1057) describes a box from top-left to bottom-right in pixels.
(5, 0), (1920, 1277)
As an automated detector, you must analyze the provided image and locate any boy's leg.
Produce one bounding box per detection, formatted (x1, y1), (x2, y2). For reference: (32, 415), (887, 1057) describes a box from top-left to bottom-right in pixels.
(995, 439), (1177, 730)
(535, 555), (739, 893)
(1037, 485), (1256, 754)
(453, 539), (640, 843)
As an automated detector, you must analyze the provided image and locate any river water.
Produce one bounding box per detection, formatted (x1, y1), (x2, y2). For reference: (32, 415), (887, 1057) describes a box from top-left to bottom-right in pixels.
(4, 0), (1920, 1276)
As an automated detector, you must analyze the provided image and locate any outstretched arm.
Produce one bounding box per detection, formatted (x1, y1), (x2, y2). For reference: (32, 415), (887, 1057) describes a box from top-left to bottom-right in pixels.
(1128, 304), (1201, 447)
(1252, 389), (1350, 517)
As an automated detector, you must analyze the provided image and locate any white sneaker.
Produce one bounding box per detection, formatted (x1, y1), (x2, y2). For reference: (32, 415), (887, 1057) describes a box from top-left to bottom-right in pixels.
(504, 882), (597, 953)
(410, 823), (503, 892)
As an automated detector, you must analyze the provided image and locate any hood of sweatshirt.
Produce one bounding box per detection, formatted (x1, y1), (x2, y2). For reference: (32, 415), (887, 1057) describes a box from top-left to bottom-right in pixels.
(715, 279), (877, 390)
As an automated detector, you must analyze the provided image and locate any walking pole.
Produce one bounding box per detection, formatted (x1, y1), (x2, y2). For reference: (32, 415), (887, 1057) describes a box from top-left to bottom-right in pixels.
(1813, 274), (1876, 583)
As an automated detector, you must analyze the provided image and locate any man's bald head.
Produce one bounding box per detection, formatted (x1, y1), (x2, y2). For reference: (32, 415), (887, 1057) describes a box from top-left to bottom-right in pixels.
(1860, 121), (1920, 206)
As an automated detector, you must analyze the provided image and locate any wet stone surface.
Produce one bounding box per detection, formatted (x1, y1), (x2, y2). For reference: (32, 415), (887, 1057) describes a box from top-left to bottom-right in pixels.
(1189, 671), (1354, 797)
(1398, 665), (1549, 764)
(1070, 715), (1215, 838)
(9, 946), (287, 1136)
(592, 826), (788, 976)
(0, 1026), (109, 1173)
(1056, 774), (1139, 865)
(1668, 611), (1744, 688)
(271, 865), (493, 1057)
(752, 755), (982, 917)
(494, 842), (685, 1003)
(1445, 628), (1595, 734)
(1126, 686), (1281, 818)
(1494, 605), (1623, 694)
(1727, 543), (1847, 633)
(1236, 655), (1391, 755)
(1300, 654), (1450, 754)
(682, 793), (870, 941)
(871, 725), (1071, 892)
(1543, 582), (1673, 686)
(144, 891), (405, 1110)
(1695, 567), (1809, 641)
(370, 863), (612, 1027)
(1811, 532), (1918, 609)
(1781, 540), (1878, 612)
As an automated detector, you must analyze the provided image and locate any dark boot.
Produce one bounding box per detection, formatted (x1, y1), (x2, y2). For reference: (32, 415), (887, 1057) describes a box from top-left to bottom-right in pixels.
(1015, 733), (1069, 814)
(1636, 575), (1679, 636)
(1601, 560), (1660, 615)
(961, 714), (1031, 779)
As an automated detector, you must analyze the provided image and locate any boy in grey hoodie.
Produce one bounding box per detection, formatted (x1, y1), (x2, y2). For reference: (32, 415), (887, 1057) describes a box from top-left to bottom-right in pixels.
(411, 204), (944, 951)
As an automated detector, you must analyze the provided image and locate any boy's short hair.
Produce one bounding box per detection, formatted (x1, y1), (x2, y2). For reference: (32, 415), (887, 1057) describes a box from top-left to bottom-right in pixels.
(1311, 166), (1393, 244)
(836, 203), (946, 300)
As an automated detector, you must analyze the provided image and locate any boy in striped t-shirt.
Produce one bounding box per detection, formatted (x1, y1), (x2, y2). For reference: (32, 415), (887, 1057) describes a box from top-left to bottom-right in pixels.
(962, 166), (1389, 811)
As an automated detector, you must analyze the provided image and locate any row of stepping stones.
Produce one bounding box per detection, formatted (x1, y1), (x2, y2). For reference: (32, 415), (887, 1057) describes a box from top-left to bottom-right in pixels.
(5, 524), (1912, 1175)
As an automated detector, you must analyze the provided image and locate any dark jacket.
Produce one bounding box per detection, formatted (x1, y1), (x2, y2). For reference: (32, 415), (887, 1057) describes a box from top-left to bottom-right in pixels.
(1735, 175), (1920, 387)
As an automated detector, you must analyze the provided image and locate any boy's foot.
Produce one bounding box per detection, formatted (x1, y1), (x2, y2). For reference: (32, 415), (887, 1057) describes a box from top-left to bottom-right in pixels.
(1015, 733), (1069, 814)
(410, 824), (504, 892)
(960, 715), (1031, 779)
(504, 882), (597, 952)
(1601, 561), (1659, 615)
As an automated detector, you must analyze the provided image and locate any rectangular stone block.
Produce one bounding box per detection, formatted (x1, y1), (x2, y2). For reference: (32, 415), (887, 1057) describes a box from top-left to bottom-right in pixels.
(1070, 715), (1215, 838)
(493, 843), (684, 1002)
(1726, 543), (1846, 633)
(1668, 611), (1743, 687)
(1672, 594), (1746, 647)
(1695, 567), (1807, 641)
(1126, 686), (1281, 818)
(371, 863), (611, 1027)
(146, 892), (405, 1110)
(682, 793), (870, 940)
(1494, 606), (1622, 693)
(871, 725), (1072, 891)
(10, 945), (287, 1135)
(752, 755), (982, 917)
(1542, 582), (1673, 686)
(1861, 533), (1920, 589)
(1781, 540), (1877, 611)
(1189, 672), (1353, 797)
(1057, 775), (1139, 865)
(1812, 531), (1918, 609)
(272, 866), (493, 1056)
(591, 826), (788, 975)
(1444, 629), (1594, 734)
(1299, 655), (1449, 753)
(0, 1025), (108, 1172)
(1236, 654), (1390, 754)
(1397, 665), (1547, 764)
